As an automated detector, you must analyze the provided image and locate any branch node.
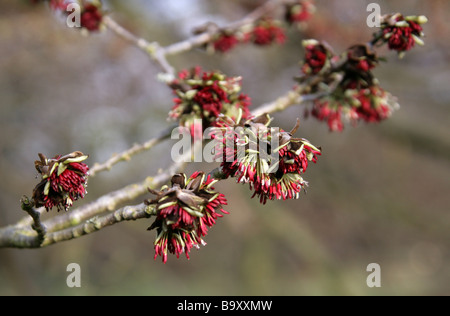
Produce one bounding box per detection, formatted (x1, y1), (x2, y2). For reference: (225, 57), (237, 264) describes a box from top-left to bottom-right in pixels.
(21, 195), (47, 245)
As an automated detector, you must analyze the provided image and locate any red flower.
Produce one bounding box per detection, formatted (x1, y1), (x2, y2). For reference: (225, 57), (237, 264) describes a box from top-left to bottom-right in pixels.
(373, 14), (427, 56)
(286, 1), (315, 24)
(236, 93), (252, 121)
(212, 115), (321, 204)
(301, 40), (330, 75)
(32, 0), (103, 32)
(80, 4), (103, 32)
(169, 68), (251, 133)
(311, 100), (344, 132)
(193, 81), (228, 118)
(384, 24), (419, 52)
(213, 33), (239, 53)
(354, 87), (392, 123)
(310, 83), (397, 132)
(249, 19), (286, 46)
(32, 152), (89, 212)
(146, 172), (228, 263)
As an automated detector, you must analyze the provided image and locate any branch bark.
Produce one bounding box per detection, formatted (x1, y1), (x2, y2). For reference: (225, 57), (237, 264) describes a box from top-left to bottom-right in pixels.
(251, 87), (323, 118)
(102, 15), (175, 76)
(41, 202), (153, 247)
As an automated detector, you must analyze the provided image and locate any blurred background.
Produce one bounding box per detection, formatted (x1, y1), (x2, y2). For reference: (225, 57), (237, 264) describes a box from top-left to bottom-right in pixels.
(0, 0), (449, 295)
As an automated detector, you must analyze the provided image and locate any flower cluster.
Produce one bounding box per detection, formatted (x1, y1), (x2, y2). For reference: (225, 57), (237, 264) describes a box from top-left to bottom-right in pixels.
(212, 113), (321, 204)
(169, 67), (251, 134)
(311, 85), (396, 132)
(32, 151), (89, 212)
(31, 0), (104, 32)
(285, 0), (315, 25)
(301, 39), (333, 75)
(300, 40), (398, 131)
(247, 18), (286, 46)
(145, 172), (228, 263)
(208, 18), (287, 54)
(212, 31), (240, 53)
(208, 2), (317, 54)
(372, 14), (428, 57)
(79, 2), (103, 31)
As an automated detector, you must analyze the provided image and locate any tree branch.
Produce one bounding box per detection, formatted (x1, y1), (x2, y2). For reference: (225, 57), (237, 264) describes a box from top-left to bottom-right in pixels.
(102, 15), (175, 76)
(163, 0), (291, 56)
(251, 87), (323, 118)
(0, 0), (322, 249)
(104, 0), (293, 62)
(41, 202), (154, 247)
(0, 152), (188, 249)
(0, 203), (154, 249)
(89, 124), (175, 177)
(20, 196), (46, 245)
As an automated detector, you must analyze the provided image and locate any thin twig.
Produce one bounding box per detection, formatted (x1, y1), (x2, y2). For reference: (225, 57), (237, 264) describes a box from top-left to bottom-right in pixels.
(163, 0), (289, 56)
(89, 124), (175, 177)
(102, 15), (175, 76)
(46, 153), (189, 234)
(104, 0), (292, 59)
(251, 88), (322, 118)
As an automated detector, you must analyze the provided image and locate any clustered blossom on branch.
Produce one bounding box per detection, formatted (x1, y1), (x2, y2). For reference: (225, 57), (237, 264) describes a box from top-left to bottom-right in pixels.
(212, 113), (321, 204)
(246, 18), (286, 46)
(299, 40), (399, 132)
(32, 151), (89, 212)
(32, 0), (104, 32)
(145, 172), (228, 263)
(372, 13), (428, 58)
(208, 1), (315, 54)
(285, 0), (315, 25)
(301, 39), (334, 75)
(212, 31), (240, 53)
(292, 12), (427, 132)
(169, 67), (251, 134)
(210, 18), (286, 53)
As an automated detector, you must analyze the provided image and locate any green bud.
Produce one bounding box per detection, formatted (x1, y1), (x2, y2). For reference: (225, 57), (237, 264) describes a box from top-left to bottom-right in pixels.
(44, 181), (51, 196)
(57, 163), (68, 176)
(185, 89), (198, 100)
(395, 21), (410, 27)
(302, 39), (319, 47)
(412, 34), (425, 46)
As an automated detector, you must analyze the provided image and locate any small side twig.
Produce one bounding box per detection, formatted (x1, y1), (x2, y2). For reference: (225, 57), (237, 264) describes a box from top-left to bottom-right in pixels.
(20, 195), (46, 245)
(104, 0), (293, 61)
(102, 15), (175, 76)
(89, 124), (175, 177)
(251, 88), (326, 118)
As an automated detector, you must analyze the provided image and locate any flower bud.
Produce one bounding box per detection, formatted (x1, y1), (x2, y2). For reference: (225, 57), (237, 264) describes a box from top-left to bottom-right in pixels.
(212, 114), (321, 204)
(146, 172), (228, 263)
(169, 67), (251, 133)
(32, 151), (89, 212)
